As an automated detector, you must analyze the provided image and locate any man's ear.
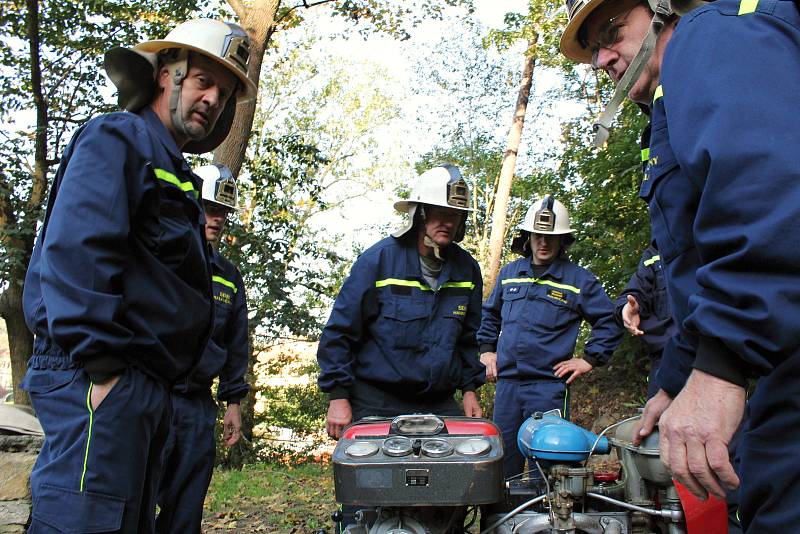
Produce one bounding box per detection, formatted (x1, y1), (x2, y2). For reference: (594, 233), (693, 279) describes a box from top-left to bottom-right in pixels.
(156, 65), (171, 90)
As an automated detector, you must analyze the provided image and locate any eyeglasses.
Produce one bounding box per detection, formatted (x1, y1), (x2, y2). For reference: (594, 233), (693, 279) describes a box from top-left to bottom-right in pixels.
(589, 5), (637, 68)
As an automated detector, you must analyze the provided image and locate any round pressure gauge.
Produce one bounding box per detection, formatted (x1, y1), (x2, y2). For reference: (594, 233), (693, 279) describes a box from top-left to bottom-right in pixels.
(345, 441), (379, 458)
(455, 438), (492, 456)
(421, 438), (454, 458)
(382, 436), (414, 457)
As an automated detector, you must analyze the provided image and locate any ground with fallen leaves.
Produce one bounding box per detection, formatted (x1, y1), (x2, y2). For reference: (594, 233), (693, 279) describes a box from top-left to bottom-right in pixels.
(203, 462), (335, 533)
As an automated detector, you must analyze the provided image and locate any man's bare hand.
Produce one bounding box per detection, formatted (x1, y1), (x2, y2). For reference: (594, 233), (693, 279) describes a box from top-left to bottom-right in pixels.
(553, 358), (593, 385)
(223, 403), (242, 447)
(632, 388), (672, 446)
(622, 295), (644, 336)
(659, 370), (745, 500)
(90, 374), (121, 410)
(326, 399), (353, 440)
(462, 391), (482, 418)
(480, 352), (498, 383)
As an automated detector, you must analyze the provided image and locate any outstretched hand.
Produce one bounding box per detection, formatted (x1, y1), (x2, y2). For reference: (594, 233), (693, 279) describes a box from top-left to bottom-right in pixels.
(622, 295), (644, 336)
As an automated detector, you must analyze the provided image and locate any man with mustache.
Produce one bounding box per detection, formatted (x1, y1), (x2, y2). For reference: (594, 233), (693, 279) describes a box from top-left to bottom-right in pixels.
(21, 20), (255, 532)
(477, 196), (622, 479)
(560, 0), (800, 529)
(156, 164), (250, 533)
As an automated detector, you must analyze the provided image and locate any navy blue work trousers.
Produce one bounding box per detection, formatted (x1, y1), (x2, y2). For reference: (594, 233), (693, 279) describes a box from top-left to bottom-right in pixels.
(739, 352), (800, 532)
(493, 378), (569, 479)
(155, 391), (217, 534)
(22, 359), (170, 533)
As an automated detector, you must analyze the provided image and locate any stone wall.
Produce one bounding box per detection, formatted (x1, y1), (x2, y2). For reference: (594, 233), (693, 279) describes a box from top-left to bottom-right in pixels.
(0, 434), (42, 533)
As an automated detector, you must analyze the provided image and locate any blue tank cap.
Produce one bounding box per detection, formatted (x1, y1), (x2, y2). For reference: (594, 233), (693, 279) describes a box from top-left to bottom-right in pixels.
(517, 413), (611, 462)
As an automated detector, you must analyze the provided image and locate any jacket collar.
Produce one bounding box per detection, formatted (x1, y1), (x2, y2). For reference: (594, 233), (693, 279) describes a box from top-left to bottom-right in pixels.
(394, 235), (465, 284)
(139, 107), (188, 165)
(517, 256), (566, 281)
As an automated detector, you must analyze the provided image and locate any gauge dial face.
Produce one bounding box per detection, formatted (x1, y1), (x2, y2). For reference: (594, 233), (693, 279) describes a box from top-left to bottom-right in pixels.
(345, 441), (379, 458)
(421, 438), (454, 458)
(382, 436), (413, 457)
(455, 438), (491, 456)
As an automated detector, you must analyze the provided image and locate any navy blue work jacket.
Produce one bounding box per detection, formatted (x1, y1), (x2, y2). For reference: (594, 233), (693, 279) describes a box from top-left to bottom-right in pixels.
(642, 0), (800, 389)
(614, 245), (677, 355)
(477, 257), (622, 379)
(24, 109), (213, 383)
(174, 249), (250, 402)
(316, 235), (485, 400)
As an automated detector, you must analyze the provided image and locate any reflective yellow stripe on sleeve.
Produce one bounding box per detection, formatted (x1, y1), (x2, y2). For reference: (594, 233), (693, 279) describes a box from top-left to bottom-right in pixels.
(641, 148), (650, 162)
(153, 168), (199, 199)
(653, 85), (663, 103)
(501, 278), (581, 294)
(212, 275), (238, 293)
(738, 0), (758, 14)
(643, 255), (661, 267)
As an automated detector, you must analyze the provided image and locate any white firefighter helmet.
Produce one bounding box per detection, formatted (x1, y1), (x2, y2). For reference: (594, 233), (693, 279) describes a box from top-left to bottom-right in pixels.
(512, 195), (576, 255)
(392, 164), (473, 242)
(518, 195), (575, 234)
(196, 163), (238, 211)
(103, 19), (257, 154)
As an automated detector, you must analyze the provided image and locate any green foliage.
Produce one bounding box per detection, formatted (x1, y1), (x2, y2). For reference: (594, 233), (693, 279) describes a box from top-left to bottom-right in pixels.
(272, 0), (475, 41)
(0, 0), (204, 285)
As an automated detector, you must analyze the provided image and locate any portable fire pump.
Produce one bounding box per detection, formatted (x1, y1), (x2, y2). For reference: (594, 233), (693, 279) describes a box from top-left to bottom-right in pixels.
(328, 412), (728, 534)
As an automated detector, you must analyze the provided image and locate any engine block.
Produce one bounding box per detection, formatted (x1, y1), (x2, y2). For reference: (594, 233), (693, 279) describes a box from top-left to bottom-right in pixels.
(332, 415), (505, 507)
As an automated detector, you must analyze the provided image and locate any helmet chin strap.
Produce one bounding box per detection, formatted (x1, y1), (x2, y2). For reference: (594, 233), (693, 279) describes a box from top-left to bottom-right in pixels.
(592, 0), (673, 147)
(419, 205), (445, 261)
(165, 51), (192, 140)
(423, 234), (444, 260)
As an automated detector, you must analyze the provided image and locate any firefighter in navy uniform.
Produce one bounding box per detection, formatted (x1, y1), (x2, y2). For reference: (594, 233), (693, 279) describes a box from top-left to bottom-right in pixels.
(614, 245), (677, 399)
(478, 196), (622, 478)
(21, 20), (256, 533)
(155, 164), (250, 533)
(317, 165), (486, 442)
(560, 0), (800, 529)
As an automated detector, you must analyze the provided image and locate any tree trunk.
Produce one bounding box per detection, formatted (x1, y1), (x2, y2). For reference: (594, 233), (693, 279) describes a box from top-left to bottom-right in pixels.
(1, 286), (33, 405)
(483, 42), (536, 298)
(215, 0), (280, 176)
(215, 0), (279, 465)
(0, 0), (51, 406)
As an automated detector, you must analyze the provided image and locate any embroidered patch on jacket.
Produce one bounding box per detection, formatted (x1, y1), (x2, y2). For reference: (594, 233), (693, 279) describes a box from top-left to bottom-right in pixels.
(546, 289), (568, 303)
(452, 304), (467, 317)
(507, 286), (521, 294)
(215, 291), (232, 305)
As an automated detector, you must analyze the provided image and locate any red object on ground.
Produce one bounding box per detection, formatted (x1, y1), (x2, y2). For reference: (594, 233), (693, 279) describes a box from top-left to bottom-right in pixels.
(674, 480), (729, 534)
(341, 418), (500, 439)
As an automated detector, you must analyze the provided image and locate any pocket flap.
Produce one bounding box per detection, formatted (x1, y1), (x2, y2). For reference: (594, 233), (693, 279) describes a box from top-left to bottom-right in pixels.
(22, 368), (78, 394)
(502, 285), (527, 301)
(33, 484), (125, 533)
(383, 298), (428, 321)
